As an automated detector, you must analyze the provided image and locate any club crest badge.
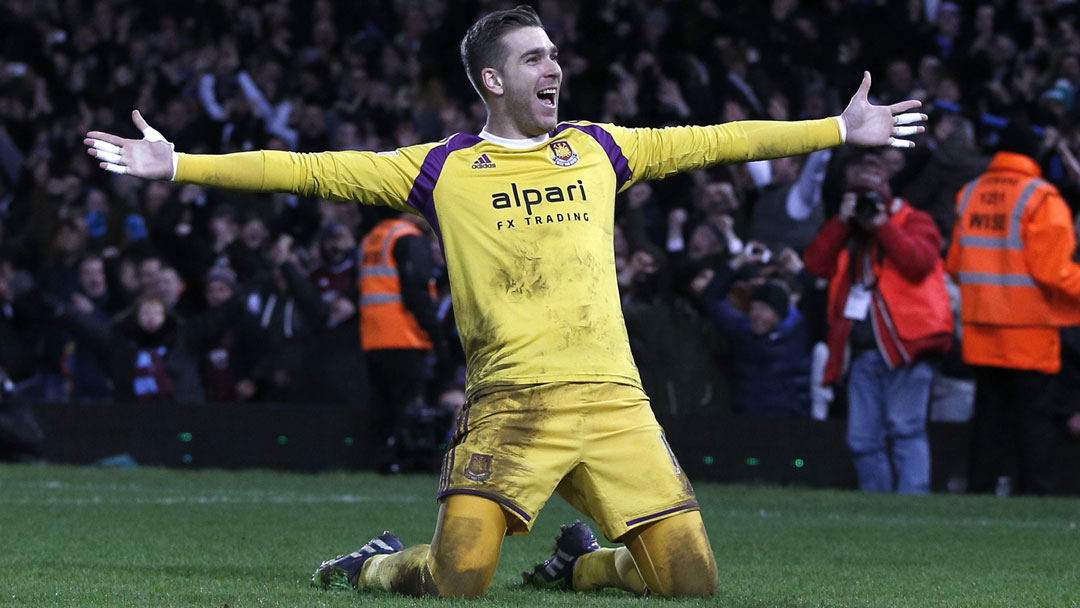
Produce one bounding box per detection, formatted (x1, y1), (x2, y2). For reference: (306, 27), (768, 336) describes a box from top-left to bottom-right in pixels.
(549, 141), (578, 167)
(464, 453), (493, 482)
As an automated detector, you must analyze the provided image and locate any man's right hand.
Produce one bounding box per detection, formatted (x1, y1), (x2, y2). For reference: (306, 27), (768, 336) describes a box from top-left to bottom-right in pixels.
(84, 110), (176, 180)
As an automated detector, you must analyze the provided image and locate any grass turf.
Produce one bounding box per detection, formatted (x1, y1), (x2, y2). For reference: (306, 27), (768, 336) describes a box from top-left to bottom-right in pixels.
(1, 464), (1077, 607)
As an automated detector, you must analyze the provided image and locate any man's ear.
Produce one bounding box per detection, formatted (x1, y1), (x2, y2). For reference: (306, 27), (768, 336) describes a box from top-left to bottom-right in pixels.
(482, 68), (503, 97)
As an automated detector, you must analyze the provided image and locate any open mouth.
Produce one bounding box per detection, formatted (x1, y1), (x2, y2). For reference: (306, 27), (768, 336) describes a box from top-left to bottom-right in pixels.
(537, 88), (557, 107)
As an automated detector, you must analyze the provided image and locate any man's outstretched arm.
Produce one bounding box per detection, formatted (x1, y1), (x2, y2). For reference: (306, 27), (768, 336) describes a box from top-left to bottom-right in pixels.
(85, 111), (429, 210)
(605, 71), (926, 189)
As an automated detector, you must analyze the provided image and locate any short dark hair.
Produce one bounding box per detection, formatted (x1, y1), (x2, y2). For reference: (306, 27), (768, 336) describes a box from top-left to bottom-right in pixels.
(460, 5), (543, 98)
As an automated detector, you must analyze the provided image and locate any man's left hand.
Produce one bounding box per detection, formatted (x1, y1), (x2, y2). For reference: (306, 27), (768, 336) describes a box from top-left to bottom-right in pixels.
(840, 72), (926, 148)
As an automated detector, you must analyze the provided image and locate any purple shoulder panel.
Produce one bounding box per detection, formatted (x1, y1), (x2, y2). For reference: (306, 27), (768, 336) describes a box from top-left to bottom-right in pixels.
(404, 133), (484, 242)
(555, 123), (633, 190)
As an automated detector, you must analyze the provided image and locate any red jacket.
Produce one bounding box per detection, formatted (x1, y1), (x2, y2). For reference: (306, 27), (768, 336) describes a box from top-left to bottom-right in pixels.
(805, 201), (953, 385)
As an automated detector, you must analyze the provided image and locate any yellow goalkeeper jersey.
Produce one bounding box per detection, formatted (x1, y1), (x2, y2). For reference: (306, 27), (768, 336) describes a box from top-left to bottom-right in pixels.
(176, 118), (842, 396)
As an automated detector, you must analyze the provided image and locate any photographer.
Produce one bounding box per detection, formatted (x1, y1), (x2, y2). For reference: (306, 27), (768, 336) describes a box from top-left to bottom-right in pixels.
(805, 151), (953, 494)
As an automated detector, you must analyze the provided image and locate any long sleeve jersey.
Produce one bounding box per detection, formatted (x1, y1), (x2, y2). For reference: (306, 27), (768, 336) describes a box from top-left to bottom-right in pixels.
(176, 118), (843, 397)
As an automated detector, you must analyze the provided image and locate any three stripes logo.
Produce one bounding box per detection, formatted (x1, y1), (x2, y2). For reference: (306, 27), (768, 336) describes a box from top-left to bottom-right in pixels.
(471, 154), (496, 170)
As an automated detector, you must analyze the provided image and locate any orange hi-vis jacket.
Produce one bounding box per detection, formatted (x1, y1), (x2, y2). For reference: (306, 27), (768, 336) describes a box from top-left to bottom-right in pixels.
(359, 218), (435, 351)
(946, 152), (1080, 373)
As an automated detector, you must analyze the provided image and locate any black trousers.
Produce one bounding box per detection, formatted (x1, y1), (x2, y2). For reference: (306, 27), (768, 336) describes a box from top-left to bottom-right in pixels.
(968, 366), (1061, 495)
(365, 349), (430, 469)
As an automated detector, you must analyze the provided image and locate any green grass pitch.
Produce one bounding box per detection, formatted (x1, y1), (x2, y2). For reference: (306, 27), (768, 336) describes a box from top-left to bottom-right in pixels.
(1, 464), (1077, 607)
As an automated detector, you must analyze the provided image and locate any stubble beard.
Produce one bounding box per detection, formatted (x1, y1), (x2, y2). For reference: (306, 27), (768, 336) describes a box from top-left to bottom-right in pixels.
(511, 91), (556, 137)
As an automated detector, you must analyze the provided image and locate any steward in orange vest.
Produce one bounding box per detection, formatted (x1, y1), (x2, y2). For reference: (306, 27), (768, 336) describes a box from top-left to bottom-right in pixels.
(359, 214), (444, 474)
(946, 151), (1080, 373)
(945, 127), (1080, 495)
(359, 217), (438, 352)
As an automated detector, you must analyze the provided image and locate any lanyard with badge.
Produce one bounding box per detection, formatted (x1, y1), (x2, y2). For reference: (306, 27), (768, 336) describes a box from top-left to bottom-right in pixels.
(843, 248), (876, 321)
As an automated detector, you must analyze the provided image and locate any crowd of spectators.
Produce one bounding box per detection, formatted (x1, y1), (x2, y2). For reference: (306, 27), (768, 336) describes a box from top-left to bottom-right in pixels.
(3, 0), (1080, 487)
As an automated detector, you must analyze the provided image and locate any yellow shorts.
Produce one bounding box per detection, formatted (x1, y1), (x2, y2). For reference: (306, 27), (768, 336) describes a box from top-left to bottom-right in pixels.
(437, 381), (698, 541)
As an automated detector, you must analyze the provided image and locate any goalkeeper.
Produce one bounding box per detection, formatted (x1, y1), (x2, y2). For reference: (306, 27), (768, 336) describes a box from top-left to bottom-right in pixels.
(84, 5), (925, 599)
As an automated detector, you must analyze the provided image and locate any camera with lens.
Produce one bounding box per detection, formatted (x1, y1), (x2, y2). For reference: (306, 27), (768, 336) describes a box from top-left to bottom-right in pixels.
(853, 191), (883, 224)
(746, 242), (772, 264)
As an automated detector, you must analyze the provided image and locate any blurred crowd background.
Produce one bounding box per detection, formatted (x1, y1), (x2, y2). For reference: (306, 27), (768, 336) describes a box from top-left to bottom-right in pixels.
(2, 0), (1080, 486)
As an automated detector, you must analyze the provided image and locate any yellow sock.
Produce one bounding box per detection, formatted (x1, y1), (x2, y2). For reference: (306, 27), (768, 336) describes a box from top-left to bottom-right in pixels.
(571, 547), (646, 594)
(358, 545), (439, 596)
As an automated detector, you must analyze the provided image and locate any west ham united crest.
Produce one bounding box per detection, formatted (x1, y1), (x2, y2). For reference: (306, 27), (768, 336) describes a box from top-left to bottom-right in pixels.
(549, 141), (578, 167)
(464, 453), (493, 482)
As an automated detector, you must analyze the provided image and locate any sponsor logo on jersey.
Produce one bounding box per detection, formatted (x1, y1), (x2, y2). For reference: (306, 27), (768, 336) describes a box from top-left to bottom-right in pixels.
(464, 453), (493, 482)
(471, 153), (496, 169)
(491, 180), (587, 215)
(549, 141), (578, 167)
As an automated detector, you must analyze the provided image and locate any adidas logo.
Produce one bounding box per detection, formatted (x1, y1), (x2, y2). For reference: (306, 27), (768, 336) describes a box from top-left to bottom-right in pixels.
(471, 154), (496, 169)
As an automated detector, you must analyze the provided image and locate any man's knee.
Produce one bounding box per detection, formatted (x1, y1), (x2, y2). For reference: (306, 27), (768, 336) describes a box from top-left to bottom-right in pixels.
(623, 511), (719, 598)
(429, 536), (501, 599)
(428, 560), (496, 598)
(643, 546), (719, 598)
(428, 494), (509, 598)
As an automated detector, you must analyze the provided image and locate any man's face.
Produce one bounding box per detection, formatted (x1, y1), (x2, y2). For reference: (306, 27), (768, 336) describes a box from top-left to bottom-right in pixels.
(205, 280), (234, 308)
(241, 219), (268, 250)
(56, 225), (84, 256)
(79, 258), (107, 298)
(210, 215), (237, 242)
(138, 259), (162, 293)
(688, 225), (720, 261)
(888, 60), (912, 93)
(938, 7), (959, 37)
(323, 227), (355, 266)
(748, 300), (781, 336)
(156, 268), (184, 307)
(695, 182), (738, 215)
(137, 300), (166, 334)
(490, 26), (562, 136)
(771, 157), (800, 183)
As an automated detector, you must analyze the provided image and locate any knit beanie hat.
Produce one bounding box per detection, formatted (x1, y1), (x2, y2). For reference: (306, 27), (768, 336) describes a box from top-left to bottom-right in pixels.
(205, 266), (238, 289)
(750, 282), (790, 319)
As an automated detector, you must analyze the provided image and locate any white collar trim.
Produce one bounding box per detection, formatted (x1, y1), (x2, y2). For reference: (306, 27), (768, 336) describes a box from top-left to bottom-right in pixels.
(479, 127), (550, 149)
